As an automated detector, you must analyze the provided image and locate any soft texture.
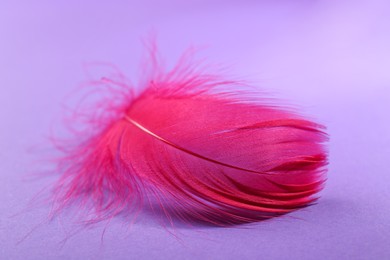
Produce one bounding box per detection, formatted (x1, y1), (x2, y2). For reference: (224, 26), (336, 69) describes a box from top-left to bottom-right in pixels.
(52, 45), (328, 226)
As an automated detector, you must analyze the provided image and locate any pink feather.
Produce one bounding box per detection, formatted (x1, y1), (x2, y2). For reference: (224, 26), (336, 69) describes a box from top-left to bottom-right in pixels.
(52, 46), (328, 226)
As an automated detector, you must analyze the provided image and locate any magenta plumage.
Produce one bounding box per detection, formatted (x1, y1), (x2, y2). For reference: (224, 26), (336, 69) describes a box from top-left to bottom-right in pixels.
(52, 46), (328, 225)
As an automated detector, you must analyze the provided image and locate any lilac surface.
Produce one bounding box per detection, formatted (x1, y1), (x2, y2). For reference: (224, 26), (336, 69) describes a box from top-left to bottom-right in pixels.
(1, 0), (390, 259)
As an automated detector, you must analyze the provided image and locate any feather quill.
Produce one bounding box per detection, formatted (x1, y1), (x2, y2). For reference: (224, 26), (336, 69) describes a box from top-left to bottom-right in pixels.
(52, 45), (328, 226)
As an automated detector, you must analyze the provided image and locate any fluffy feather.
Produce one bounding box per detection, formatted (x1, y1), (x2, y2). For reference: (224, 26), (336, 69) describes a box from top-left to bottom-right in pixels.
(52, 45), (328, 226)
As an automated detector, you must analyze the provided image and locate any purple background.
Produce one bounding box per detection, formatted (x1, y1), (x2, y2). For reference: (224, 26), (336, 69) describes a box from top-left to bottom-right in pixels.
(1, 0), (390, 259)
